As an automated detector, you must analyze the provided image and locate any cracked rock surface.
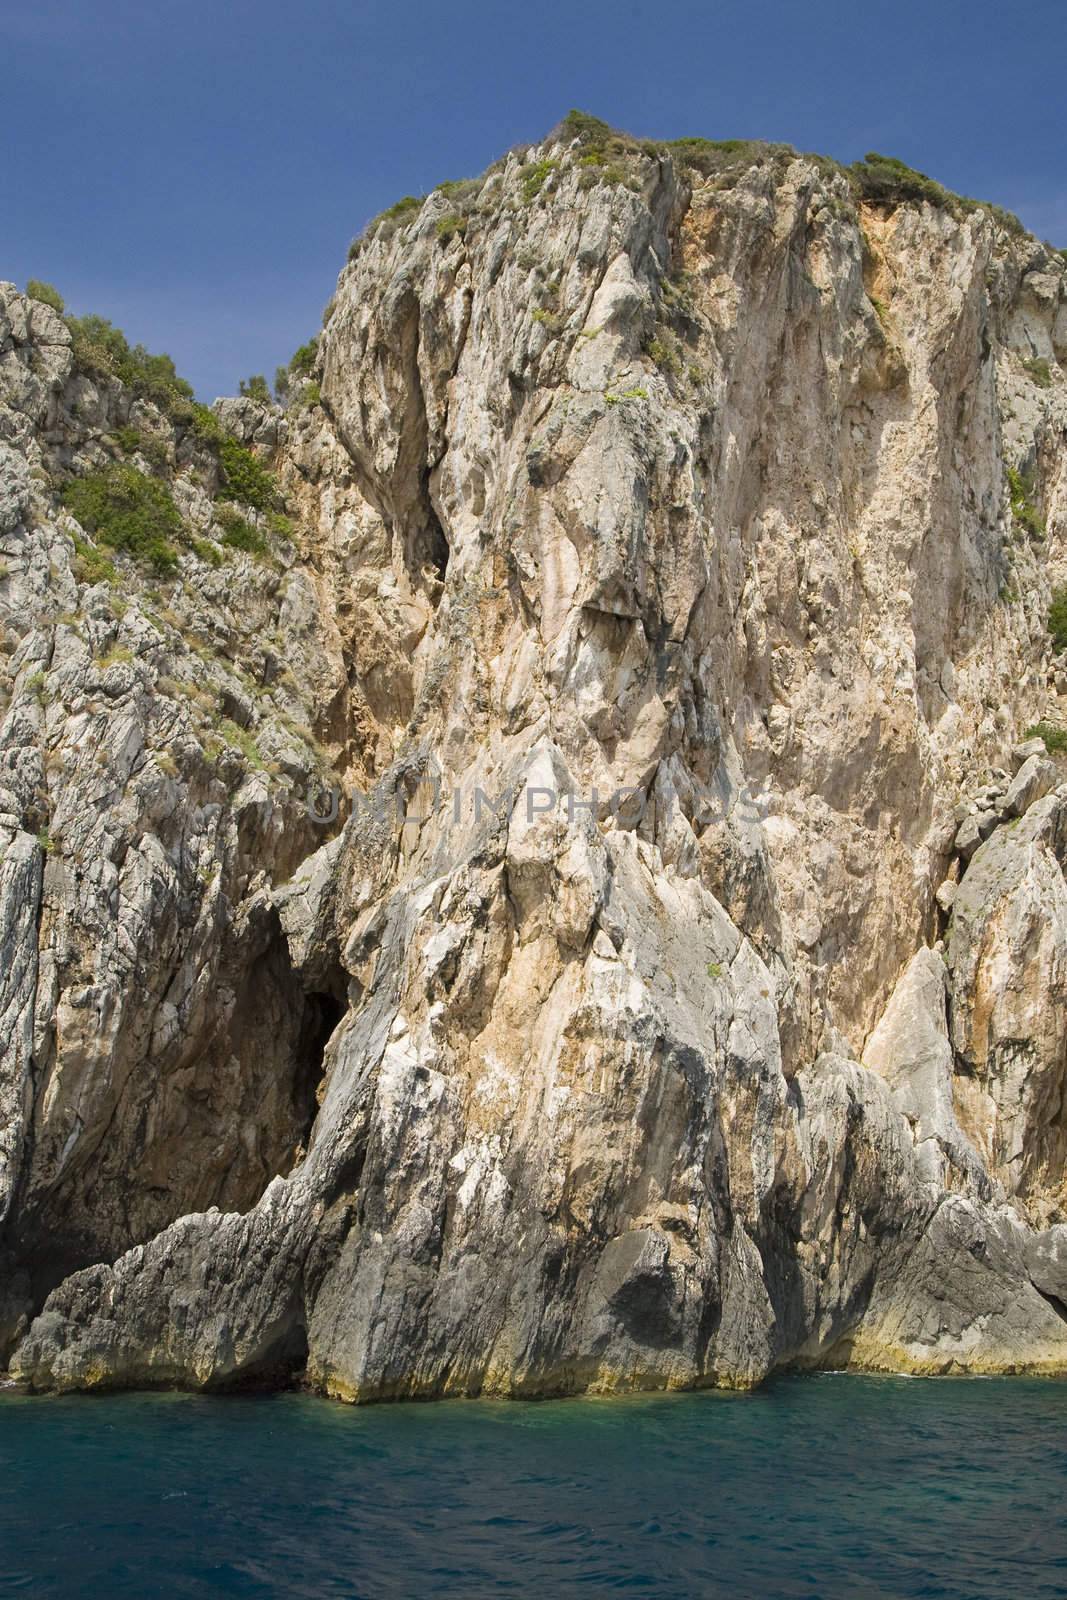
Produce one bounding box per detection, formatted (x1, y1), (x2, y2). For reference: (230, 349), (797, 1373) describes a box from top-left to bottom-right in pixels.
(5, 127), (1067, 1396)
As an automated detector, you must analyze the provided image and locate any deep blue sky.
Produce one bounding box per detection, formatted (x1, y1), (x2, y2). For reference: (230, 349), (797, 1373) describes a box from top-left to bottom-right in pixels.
(6, 0), (1065, 398)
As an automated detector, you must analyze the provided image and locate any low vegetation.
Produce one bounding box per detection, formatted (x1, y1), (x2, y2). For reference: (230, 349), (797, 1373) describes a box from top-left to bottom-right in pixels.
(26, 279), (64, 313)
(112, 426), (168, 470)
(664, 136), (779, 178)
(216, 503), (268, 557)
(25, 288), (293, 579)
(850, 152), (948, 207)
(1048, 586), (1067, 652)
(436, 177), (482, 204)
(189, 536), (224, 568)
(352, 194), (425, 255)
(551, 113), (1030, 237)
(1025, 721), (1067, 755)
(238, 375), (271, 402)
(520, 159), (557, 202)
(849, 151), (1026, 233)
(1007, 466), (1045, 541)
(217, 435), (278, 512)
(381, 194), (423, 222)
(531, 306), (563, 335)
(266, 511), (293, 540)
(558, 109), (614, 146)
(66, 313), (196, 417)
(436, 214), (467, 242)
(70, 531), (117, 584)
(62, 465), (182, 574)
(274, 338), (318, 399)
(605, 386), (648, 406)
(646, 335), (681, 375)
(213, 716), (264, 770)
(1022, 357), (1052, 389)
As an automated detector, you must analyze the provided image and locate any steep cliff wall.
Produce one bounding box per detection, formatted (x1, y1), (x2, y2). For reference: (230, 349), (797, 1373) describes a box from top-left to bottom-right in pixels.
(5, 123), (1067, 1395)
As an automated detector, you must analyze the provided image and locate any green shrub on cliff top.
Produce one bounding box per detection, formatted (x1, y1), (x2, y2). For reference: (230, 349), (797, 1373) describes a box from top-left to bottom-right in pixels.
(559, 109), (614, 146)
(382, 195), (423, 221)
(238, 374), (271, 402)
(66, 313), (194, 417)
(665, 136), (762, 176)
(275, 338), (319, 400)
(850, 152), (949, 207)
(26, 280), (65, 313)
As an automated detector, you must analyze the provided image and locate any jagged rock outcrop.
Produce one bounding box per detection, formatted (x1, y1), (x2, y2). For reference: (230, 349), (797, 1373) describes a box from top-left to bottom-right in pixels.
(4, 121), (1067, 1395)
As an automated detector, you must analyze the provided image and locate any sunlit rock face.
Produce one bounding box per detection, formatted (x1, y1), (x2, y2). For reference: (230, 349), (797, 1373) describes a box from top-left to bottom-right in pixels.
(5, 124), (1067, 1396)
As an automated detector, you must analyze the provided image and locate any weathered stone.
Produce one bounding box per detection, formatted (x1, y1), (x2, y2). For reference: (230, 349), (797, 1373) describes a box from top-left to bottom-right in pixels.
(946, 796), (1067, 1213)
(935, 878), (957, 913)
(5, 134), (1067, 1397)
(1012, 737), (1047, 770)
(955, 810), (1000, 860)
(1004, 753), (1057, 816)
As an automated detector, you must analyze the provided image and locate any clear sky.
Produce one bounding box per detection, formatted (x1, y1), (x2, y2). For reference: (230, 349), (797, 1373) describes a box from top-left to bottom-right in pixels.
(6, 0), (1065, 399)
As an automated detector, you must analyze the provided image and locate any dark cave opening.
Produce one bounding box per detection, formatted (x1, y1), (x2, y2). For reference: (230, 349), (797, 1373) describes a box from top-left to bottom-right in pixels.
(292, 989), (346, 1143)
(425, 502), (450, 583)
(404, 506), (449, 590)
(1034, 1283), (1067, 1327)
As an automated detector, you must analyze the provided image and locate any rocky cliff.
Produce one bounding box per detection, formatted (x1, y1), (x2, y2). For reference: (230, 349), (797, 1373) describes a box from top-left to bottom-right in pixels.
(4, 119), (1067, 1396)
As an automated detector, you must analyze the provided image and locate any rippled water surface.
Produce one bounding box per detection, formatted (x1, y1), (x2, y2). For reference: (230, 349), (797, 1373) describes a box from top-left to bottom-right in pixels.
(2, 1375), (1066, 1597)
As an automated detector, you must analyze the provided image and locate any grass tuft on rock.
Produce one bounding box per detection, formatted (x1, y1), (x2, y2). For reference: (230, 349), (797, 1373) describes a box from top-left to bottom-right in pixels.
(26, 279), (65, 313)
(1025, 721), (1067, 755)
(216, 504), (268, 557)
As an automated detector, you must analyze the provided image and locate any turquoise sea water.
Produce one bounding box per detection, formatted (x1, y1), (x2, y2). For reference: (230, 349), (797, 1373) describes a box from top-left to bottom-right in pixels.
(1, 1375), (1066, 1598)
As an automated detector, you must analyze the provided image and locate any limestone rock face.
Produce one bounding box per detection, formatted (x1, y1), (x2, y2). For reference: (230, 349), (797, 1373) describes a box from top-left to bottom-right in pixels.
(5, 126), (1067, 1395)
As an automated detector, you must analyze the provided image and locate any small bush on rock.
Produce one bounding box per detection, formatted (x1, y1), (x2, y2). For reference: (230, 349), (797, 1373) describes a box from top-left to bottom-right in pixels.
(26, 280), (64, 313)
(238, 374), (271, 402)
(851, 152), (949, 207)
(216, 503), (268, 557)
(70, 532), (117, 584)
(1025, 721), (1067, 754)
(66, 315), (195, 416)
(436, 214), (467, 242)
(521, 160), (556, 202)
(1022, 357), (1052, 389)
(559, 109), (614, 146)
(382, 195), (423, 222)
(217, 436), (277, 512)
(1048, 586), (1067, 651)
(62, 465), (182, 574)
(275, 339), (319, 399)
(1008, 466), (1045, 540)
